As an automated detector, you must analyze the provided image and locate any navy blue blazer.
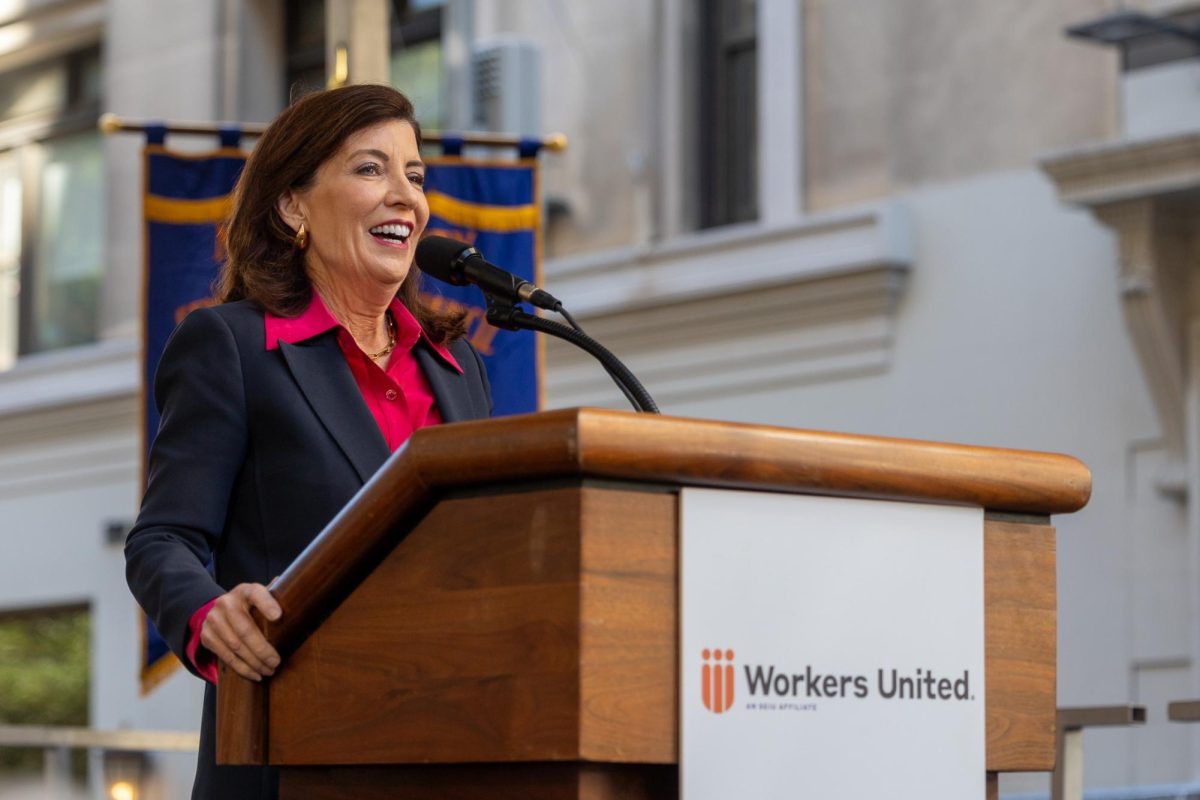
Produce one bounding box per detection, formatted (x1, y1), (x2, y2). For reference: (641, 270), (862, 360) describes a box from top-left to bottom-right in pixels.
(125, 299), (492, 800)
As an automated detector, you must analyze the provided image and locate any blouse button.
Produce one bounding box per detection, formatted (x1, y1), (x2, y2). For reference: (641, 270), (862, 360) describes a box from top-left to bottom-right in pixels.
(384, 389), (399, 401)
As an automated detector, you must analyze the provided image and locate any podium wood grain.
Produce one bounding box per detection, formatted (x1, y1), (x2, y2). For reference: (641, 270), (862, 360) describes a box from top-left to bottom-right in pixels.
(267, 487), (676, 765)
(984, 518), (1056, 771)
(215, 662), (266, 765)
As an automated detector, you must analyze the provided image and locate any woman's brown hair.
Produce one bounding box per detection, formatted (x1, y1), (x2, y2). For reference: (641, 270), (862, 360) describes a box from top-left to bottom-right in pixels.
(218, 84), (466, 343)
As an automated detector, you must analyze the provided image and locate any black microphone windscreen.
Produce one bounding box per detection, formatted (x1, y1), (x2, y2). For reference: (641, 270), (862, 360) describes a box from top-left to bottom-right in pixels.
(416, 235), (473, 286)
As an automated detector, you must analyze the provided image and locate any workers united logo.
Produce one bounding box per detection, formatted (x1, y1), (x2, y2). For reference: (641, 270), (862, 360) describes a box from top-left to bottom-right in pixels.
(701, 648), (735, 714)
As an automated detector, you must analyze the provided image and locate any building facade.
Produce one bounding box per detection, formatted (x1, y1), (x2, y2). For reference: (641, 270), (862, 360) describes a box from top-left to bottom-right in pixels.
(0, 0), (1197, 796)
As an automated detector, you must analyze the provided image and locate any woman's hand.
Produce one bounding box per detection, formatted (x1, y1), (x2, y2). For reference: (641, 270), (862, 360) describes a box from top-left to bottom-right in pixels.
(200, 583), (282, 681)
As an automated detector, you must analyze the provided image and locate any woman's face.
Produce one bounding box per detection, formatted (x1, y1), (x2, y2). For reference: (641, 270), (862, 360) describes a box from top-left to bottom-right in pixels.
(283, 118), (429, 297)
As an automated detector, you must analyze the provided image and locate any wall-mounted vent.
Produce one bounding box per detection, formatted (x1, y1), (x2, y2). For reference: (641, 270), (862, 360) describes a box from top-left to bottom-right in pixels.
(471, 37), (541, 136)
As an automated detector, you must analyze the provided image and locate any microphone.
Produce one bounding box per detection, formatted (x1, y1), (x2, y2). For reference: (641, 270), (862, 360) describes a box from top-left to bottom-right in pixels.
(416, 235), (562, 311)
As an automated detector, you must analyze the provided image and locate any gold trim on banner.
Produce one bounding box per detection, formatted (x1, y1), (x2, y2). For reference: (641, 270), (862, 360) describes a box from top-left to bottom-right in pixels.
(144, 194), (233, 224)
(426, 191), (539, 233)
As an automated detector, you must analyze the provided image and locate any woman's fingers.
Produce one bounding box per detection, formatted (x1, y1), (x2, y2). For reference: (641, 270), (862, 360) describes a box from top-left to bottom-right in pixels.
(224, 609), (278, 673)
(200, 614), (264, 681)
(206, 611), (272, 677)
(242, 583), (282, 623)
(201, 583), (283, 680)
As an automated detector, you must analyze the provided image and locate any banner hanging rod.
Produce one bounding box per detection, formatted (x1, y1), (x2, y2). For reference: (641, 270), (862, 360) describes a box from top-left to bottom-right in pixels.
(98, 113), (568, 153)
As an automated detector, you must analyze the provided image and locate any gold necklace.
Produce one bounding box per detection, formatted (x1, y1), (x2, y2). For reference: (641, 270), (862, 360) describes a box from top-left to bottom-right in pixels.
(365, 313), (396, 361)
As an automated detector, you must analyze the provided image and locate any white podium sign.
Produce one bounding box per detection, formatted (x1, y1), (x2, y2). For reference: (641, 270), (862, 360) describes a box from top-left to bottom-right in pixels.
(680, 489), (985, 800)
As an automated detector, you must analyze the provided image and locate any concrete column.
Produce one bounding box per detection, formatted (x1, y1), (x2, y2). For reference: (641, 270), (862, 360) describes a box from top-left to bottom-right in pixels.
(756, 0), (803, 225)
(1051, 728), (1084, 800)
(216, 0), (240, 120)
(325, 0), (391, 86)
(42, 746), (70, 799)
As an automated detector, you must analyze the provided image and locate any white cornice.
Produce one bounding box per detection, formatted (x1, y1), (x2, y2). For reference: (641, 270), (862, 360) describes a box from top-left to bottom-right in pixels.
(543, 204), (912, 408)
(1040, 130), (1200, 207)
(0, 338), (141, 496)
(1041, 133), (1200, 496)
(0, 422), (138, 499)
(0, 337), (139, 419)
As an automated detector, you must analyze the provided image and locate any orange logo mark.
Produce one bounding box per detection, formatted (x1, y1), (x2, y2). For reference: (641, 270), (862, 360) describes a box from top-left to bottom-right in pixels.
(419, 292), (499, 356)
(701, 648), (735, 714)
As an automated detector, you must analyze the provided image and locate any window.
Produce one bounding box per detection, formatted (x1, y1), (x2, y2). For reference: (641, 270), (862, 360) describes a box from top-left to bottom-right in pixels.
(27, 130), (105, 354)
(0, 605), (90, 778)
(390, 0), (445, 129)
(0, 46), (103, 368)
(0, 154), (20, 370)
(700, 0), (757, 228)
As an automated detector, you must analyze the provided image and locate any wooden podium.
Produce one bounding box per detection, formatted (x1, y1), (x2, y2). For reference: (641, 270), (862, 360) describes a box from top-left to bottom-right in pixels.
(215, 408), (1091, 799)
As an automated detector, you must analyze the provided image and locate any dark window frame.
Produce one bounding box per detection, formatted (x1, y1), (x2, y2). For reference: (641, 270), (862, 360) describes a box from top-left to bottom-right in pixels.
(284, 0), (327, 100)
(699, 0), (758, 228)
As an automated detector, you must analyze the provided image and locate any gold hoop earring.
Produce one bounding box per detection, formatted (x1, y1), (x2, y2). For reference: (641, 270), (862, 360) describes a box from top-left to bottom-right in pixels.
(294, 223), (309, 251)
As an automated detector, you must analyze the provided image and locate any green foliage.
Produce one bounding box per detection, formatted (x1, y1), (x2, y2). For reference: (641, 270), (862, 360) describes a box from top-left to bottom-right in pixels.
(0, 608), (90, 773)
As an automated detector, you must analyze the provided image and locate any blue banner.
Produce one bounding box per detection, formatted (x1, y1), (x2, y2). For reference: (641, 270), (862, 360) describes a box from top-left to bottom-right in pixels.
(140, 131), (246, 693)
(422, 158), (542, 416)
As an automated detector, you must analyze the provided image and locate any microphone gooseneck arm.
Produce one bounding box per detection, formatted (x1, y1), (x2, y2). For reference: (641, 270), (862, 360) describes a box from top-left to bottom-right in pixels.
(548, 304), (644, 410)
(485, 296), (660, 414)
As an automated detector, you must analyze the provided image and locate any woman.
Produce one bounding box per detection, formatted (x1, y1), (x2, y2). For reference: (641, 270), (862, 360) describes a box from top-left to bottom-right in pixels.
(125, 84), (492, 800)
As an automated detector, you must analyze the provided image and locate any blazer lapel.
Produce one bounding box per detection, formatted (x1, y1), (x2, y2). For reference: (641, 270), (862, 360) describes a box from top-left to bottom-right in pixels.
(417, 344), (472, 423)
(278, 335), (390, 483)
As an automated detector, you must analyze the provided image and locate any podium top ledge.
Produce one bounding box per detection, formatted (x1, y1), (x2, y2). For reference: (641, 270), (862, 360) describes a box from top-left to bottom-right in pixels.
(411, 408), (1092, 514)
(262, 409), (1090, 653)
